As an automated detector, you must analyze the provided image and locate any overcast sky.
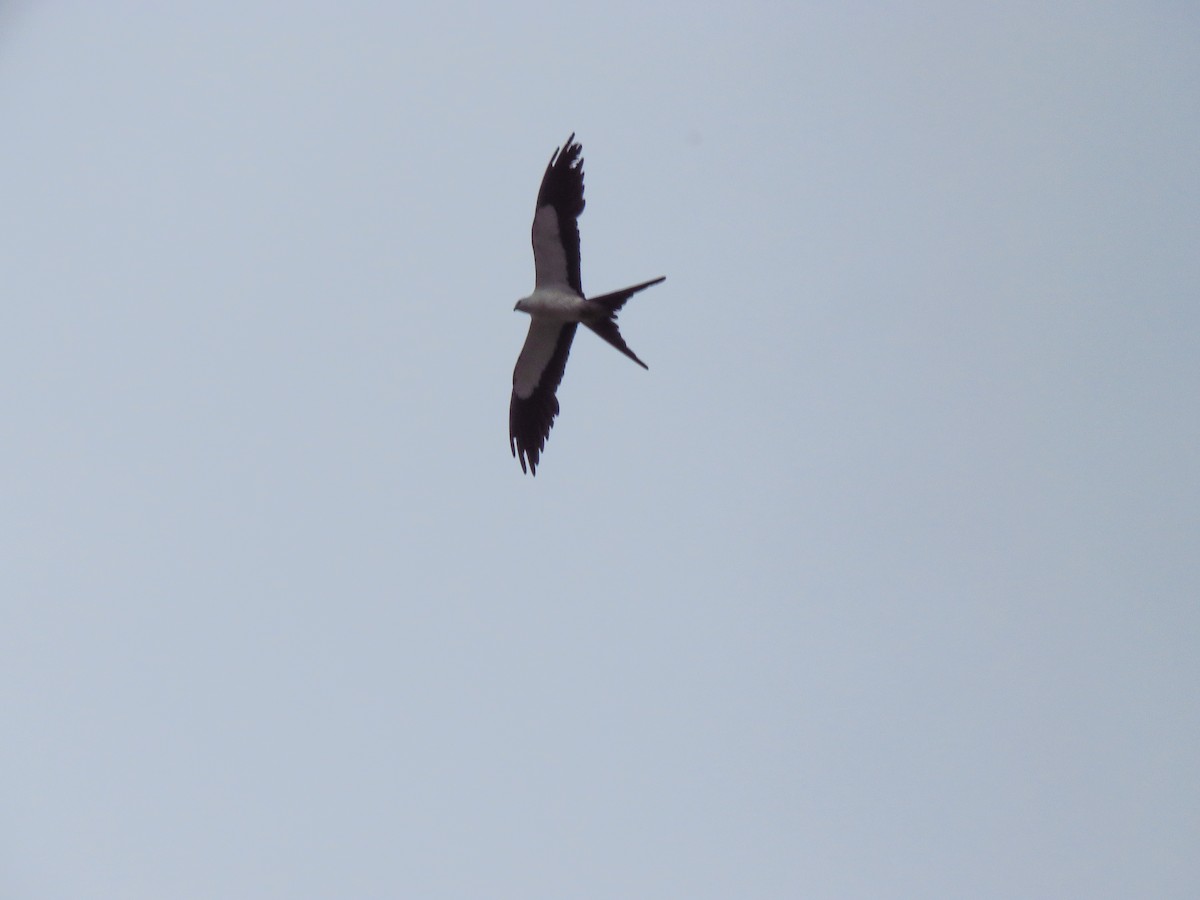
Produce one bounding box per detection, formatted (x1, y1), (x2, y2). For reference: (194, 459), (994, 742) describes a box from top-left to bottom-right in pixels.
(2, 3), (1198, 898)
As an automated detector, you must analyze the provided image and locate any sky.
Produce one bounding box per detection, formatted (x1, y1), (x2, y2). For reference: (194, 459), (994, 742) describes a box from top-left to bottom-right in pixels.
(2, 3), (1198, 898)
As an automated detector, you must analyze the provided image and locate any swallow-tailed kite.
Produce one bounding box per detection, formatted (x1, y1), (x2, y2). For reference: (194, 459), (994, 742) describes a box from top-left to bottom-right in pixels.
(509, 134), (664, 475)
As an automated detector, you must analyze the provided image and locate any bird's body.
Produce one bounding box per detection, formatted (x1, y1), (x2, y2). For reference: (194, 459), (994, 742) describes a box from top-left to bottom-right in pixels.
(514, 286), (591, 321)
(509, 134), (664, 475)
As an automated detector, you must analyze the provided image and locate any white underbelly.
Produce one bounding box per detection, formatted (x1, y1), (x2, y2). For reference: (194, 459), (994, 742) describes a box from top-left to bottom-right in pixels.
(523, 287), (589, 321)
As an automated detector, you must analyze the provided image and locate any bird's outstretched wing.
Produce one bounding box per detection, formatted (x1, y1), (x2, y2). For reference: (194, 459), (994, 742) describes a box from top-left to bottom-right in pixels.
(531, 133), (585, 294)
(510, 320), (577, 476)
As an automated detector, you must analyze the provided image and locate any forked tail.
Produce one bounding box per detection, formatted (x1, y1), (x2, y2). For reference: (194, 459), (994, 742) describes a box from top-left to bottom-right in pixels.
(584, 276), (665, 368)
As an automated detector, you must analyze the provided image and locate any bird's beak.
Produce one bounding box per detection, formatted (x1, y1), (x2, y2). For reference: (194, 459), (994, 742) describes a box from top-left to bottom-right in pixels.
(513, 303), (520, 311)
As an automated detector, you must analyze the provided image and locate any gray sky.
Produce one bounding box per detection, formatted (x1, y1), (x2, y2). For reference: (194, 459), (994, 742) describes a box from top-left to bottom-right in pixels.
(2, 3), (1198, 898)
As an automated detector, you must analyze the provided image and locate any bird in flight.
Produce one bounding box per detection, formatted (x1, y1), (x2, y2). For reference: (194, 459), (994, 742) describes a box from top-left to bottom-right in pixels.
(509, 134), (665, 475)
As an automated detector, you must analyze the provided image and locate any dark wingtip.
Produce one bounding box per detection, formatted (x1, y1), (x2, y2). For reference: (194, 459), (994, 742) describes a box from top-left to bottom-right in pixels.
(550, 132), (579, 163)
(510, 437), (529, 474)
